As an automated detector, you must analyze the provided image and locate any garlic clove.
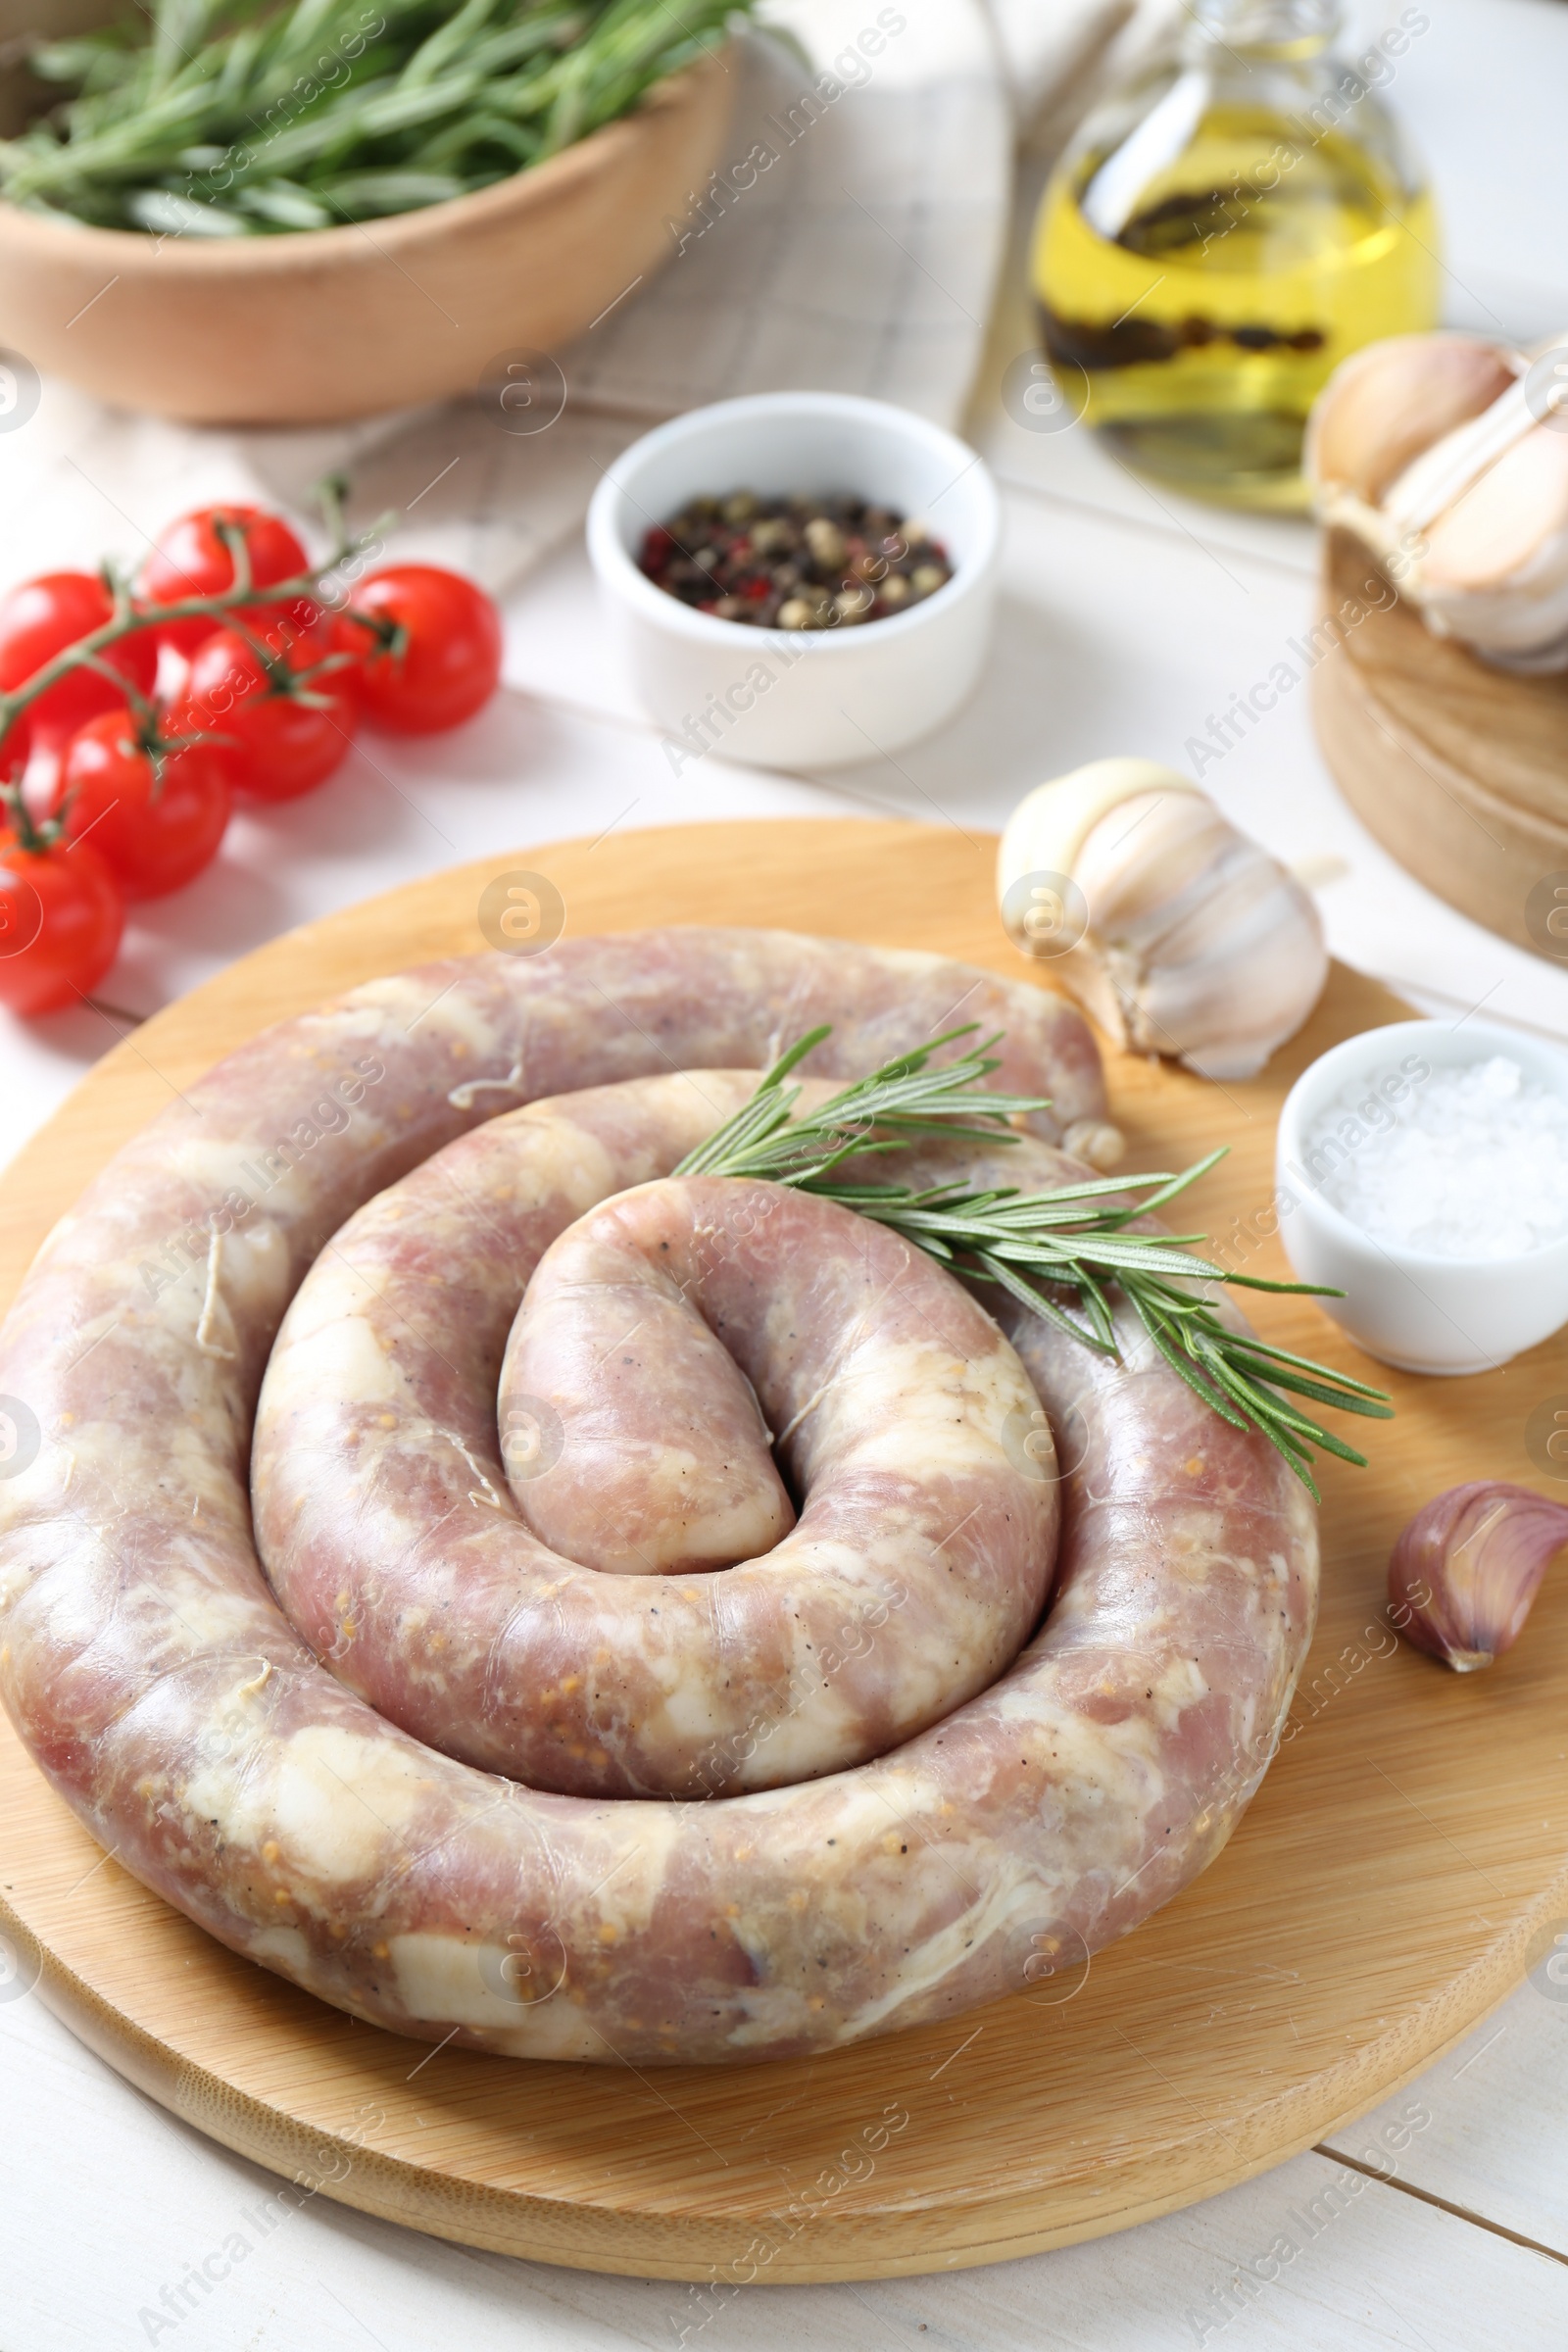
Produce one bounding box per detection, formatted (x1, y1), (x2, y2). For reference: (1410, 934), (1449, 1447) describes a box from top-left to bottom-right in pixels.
(1419, 425), (1568, 592)
(1306, 328), (1568, 674)
(1421, 421), (1568, 589)
(1388, 1481), (1568, 1672)
(998, 762), (1328, 1082)
(1059, 1118), (1125, 1171)
(998, 759), (1204, 910)
(1112, 827), (1329, 1080)
(1071, 786), (1232, 937)
(1305, 332), (1518, 507)
(1381, 371), (1540, 540)
(1414, 428), (1568, 670)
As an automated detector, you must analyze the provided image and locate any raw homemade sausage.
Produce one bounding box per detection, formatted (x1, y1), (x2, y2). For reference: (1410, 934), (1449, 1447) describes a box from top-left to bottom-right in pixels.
(254, 1080), (1058, 1796)
(0, 927), (1315, 2065)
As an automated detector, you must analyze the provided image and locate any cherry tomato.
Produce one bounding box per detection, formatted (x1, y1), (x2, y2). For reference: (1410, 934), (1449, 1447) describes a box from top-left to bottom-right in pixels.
(51, 709), (231, 900)
(334, 564), (502, 734)
(140, 505), (314, 657)
(0, 572), (158, 758)
(0, 832), (123, 1015)
(185, 625), (358, 803)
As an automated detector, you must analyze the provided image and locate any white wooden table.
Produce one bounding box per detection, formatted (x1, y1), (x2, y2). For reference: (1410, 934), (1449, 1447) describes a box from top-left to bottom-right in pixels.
(4, 3), (1568, 2342)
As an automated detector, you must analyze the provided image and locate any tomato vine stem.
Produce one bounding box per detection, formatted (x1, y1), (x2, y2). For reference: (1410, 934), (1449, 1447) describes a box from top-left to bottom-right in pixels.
(0, 482), (392, 748)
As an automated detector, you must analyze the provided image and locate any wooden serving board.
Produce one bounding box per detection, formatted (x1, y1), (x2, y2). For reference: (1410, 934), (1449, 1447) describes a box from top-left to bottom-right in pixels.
(3, 817), (1567, 2284)
(1311, 527), (1568, 958)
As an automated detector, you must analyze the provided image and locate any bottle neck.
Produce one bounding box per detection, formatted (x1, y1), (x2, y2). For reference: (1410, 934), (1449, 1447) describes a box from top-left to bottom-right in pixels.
(1183, 0), (1340, 61)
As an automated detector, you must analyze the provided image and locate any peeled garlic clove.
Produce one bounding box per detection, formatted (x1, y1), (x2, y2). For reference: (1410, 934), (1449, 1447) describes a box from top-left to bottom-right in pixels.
(1389, 1482), (1568, 1672)
(1060, 1118), (1125, 1171)
(1305, 332), (1517, 506)
(998, 760), (1328, 1081)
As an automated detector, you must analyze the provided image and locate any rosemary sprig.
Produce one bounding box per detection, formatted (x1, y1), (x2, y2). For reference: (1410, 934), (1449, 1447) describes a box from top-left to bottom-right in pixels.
(676, 1026), (1393, 1498)
(0, 0), (757, 234)
(677, 1023), (1052, 1184)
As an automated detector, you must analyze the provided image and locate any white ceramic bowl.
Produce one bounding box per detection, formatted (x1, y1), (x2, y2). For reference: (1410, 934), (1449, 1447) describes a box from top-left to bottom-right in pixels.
(1275, 1019), (1568, 1376)
(585, 392), (1000, 769)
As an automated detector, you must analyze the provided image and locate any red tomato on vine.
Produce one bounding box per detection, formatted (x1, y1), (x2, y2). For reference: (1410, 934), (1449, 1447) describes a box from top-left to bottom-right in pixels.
(0, 572), (158, 759)
(186, 625), (358, 802)
(51, 709), (231, 899)
(0, 832), (123, 1015)
(334, 564), (502, 734)
(141, 506), (314, 657)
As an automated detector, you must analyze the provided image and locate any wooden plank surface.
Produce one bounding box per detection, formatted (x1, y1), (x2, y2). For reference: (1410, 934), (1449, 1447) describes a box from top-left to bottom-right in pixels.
(3, 816), (1568, 2285)
(1321, 1980), (1568, 2262)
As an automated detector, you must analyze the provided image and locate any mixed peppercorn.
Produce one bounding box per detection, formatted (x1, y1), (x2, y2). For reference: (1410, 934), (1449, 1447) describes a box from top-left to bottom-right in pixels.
(638, 492), (954, 630)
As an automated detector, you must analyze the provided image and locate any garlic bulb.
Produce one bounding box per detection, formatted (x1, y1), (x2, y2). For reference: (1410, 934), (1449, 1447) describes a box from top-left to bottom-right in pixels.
(1306, 332), (1517, 505)
(1389, 1482), (1568, 1672)
(1306, 329), (1568, 673)
(997, 759), (1328, 1081)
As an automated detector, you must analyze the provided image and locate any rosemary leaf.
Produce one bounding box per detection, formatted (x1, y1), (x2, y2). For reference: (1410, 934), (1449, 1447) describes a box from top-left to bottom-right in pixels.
(675, 1025), (1394, 1495)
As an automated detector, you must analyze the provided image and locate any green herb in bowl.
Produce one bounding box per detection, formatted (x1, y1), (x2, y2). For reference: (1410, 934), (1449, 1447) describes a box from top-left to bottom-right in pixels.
(0, 0), (755, 234)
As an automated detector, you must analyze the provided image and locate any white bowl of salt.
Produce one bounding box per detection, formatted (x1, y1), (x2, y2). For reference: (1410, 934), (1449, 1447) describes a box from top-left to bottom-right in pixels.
(1275, 1020), (1568, 1375)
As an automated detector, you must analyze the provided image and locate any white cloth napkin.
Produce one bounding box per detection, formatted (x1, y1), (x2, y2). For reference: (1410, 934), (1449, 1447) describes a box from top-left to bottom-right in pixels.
(0, 0), (1124, 599)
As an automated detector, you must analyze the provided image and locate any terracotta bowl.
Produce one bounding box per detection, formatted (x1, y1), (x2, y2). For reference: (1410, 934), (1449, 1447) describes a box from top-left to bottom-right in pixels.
(0, 2), (734, 425)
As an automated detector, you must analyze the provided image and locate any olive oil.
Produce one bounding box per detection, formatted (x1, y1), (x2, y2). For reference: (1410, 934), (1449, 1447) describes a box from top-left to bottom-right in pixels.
(1031, 2), (1439, 510)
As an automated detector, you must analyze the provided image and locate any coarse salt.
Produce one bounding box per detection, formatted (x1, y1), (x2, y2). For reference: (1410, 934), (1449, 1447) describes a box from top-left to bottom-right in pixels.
(1304, 1054), (1568, 1259)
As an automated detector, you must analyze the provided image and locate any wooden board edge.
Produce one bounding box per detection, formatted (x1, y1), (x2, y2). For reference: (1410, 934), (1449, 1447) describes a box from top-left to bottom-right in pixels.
(93, 815), (963, 1070)
(1309, 653), (1553, 959)
(5, 1859), (1559, 2283)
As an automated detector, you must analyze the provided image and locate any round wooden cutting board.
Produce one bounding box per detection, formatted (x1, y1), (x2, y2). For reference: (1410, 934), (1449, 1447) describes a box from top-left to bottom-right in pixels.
(1310, 527), (1568, 960)
(3, 818), (1567, 2283)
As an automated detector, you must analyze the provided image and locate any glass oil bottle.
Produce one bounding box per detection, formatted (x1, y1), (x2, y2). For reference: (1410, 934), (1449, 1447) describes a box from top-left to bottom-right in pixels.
(1030, 0), (1440, 510)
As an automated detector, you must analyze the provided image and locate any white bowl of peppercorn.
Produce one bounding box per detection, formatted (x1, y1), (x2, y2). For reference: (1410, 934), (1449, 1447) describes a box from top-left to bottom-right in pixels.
(586, 391), (1001, 770)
